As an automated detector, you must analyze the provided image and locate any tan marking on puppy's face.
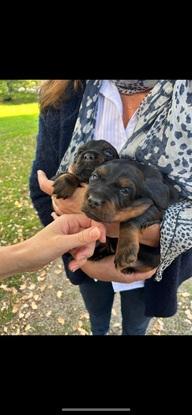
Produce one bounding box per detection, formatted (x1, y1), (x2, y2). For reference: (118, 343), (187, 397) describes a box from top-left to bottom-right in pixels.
(117, 177), (132, 188)
(96, 165), (108, 177)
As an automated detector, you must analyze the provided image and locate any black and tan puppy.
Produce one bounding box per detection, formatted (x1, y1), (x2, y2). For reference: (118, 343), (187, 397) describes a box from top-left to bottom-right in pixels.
(53, 140), (119, 199)
(82, 159), (180, 273)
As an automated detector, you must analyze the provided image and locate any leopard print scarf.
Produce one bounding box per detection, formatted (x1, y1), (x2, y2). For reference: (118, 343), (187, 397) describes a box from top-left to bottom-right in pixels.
(112, 80), (157, 94)
(57, 80), (192, 281)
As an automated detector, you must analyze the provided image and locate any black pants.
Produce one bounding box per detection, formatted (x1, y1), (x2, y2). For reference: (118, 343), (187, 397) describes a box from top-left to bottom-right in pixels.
(79, 280), (151, 335)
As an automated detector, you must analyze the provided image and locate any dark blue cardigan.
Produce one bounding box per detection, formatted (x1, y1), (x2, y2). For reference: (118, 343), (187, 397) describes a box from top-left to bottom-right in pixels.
(29, 85), (192, 318)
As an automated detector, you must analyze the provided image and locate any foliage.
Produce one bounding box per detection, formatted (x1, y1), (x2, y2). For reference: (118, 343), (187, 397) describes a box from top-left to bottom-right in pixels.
(0, 80), (41, 102)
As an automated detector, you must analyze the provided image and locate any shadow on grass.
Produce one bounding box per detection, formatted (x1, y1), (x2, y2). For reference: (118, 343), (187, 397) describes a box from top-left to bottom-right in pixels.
(0, 92), (38, 105)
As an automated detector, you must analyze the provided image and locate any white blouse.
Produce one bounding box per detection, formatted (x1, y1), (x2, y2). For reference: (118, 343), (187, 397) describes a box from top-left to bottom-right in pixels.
(94, 80), (144, 292)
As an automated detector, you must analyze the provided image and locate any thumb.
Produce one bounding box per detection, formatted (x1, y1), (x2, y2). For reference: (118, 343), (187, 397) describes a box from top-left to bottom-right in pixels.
(37, 170), (54, 195)
(62, 226), (101, 252)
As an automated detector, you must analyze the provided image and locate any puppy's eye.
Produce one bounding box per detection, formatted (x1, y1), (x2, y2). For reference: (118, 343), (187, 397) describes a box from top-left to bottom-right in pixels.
(120, 188), (131, 196)
(90, 173), (98, 181)
(104, 149), (114, 158)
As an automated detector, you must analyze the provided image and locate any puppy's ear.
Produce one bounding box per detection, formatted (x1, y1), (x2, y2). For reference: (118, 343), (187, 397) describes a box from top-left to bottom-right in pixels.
(142, 178), (170, 210)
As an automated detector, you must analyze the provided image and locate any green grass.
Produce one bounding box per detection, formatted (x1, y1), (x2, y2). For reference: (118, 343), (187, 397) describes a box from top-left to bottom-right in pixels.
(0, 101), (42, 317)
(0, 102), (41, 244)
(0, 304), (14, 325)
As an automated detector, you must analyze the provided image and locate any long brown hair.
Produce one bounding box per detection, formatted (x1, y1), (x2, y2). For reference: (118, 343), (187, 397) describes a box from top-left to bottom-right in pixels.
(39, 80), (82, 110)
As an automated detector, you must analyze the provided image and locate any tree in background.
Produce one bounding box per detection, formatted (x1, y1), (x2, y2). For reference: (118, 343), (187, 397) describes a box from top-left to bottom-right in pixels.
(0, 80), (41, 101)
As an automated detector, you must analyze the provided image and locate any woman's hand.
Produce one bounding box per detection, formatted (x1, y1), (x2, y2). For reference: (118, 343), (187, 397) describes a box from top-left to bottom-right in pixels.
(52, 185), (88, 215)
(68, 224), (160, 278)
(69, 254), (157, 283)
(0, 214), (106, 279)
(140, 224), (160, 247)
(51, 211), (105, 261)
(37, 169), (88, 215)
(38, 170), (54, 195)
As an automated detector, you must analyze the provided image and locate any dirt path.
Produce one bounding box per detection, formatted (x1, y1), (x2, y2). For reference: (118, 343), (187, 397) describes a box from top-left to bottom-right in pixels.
(1, 259), (192, 335)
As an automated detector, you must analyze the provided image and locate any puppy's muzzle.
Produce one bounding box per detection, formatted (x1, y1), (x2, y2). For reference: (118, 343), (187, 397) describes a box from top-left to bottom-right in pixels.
(87, 194), (105, 208)
(82, 151), (97, 162)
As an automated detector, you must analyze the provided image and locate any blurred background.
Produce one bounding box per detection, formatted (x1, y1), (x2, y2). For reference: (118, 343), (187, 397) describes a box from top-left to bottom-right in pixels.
(0, 80), (40, 103)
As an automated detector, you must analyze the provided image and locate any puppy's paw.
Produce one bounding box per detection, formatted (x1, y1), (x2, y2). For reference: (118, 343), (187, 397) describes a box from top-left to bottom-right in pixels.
(114, 244), (139, 272)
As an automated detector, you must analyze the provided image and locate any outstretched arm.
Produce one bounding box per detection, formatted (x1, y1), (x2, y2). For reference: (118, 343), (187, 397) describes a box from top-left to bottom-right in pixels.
(0, 214), (106, 280)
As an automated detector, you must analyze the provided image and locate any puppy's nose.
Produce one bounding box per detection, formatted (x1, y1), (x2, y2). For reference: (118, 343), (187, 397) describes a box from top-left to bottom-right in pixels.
(83, 152), (96, 162)
(88, 195), (104, 208)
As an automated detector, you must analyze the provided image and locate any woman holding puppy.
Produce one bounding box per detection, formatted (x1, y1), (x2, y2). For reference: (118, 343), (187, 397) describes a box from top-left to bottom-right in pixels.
(30, 80), (192, 335)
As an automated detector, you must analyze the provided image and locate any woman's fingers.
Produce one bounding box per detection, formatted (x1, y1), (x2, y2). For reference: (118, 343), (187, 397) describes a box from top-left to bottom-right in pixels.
(37, 170), (54, 195)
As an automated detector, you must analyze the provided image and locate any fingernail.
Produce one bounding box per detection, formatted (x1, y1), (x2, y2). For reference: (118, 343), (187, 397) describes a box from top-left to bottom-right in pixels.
(100, 236), (106, 243)
(70, 266), (79, 272)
